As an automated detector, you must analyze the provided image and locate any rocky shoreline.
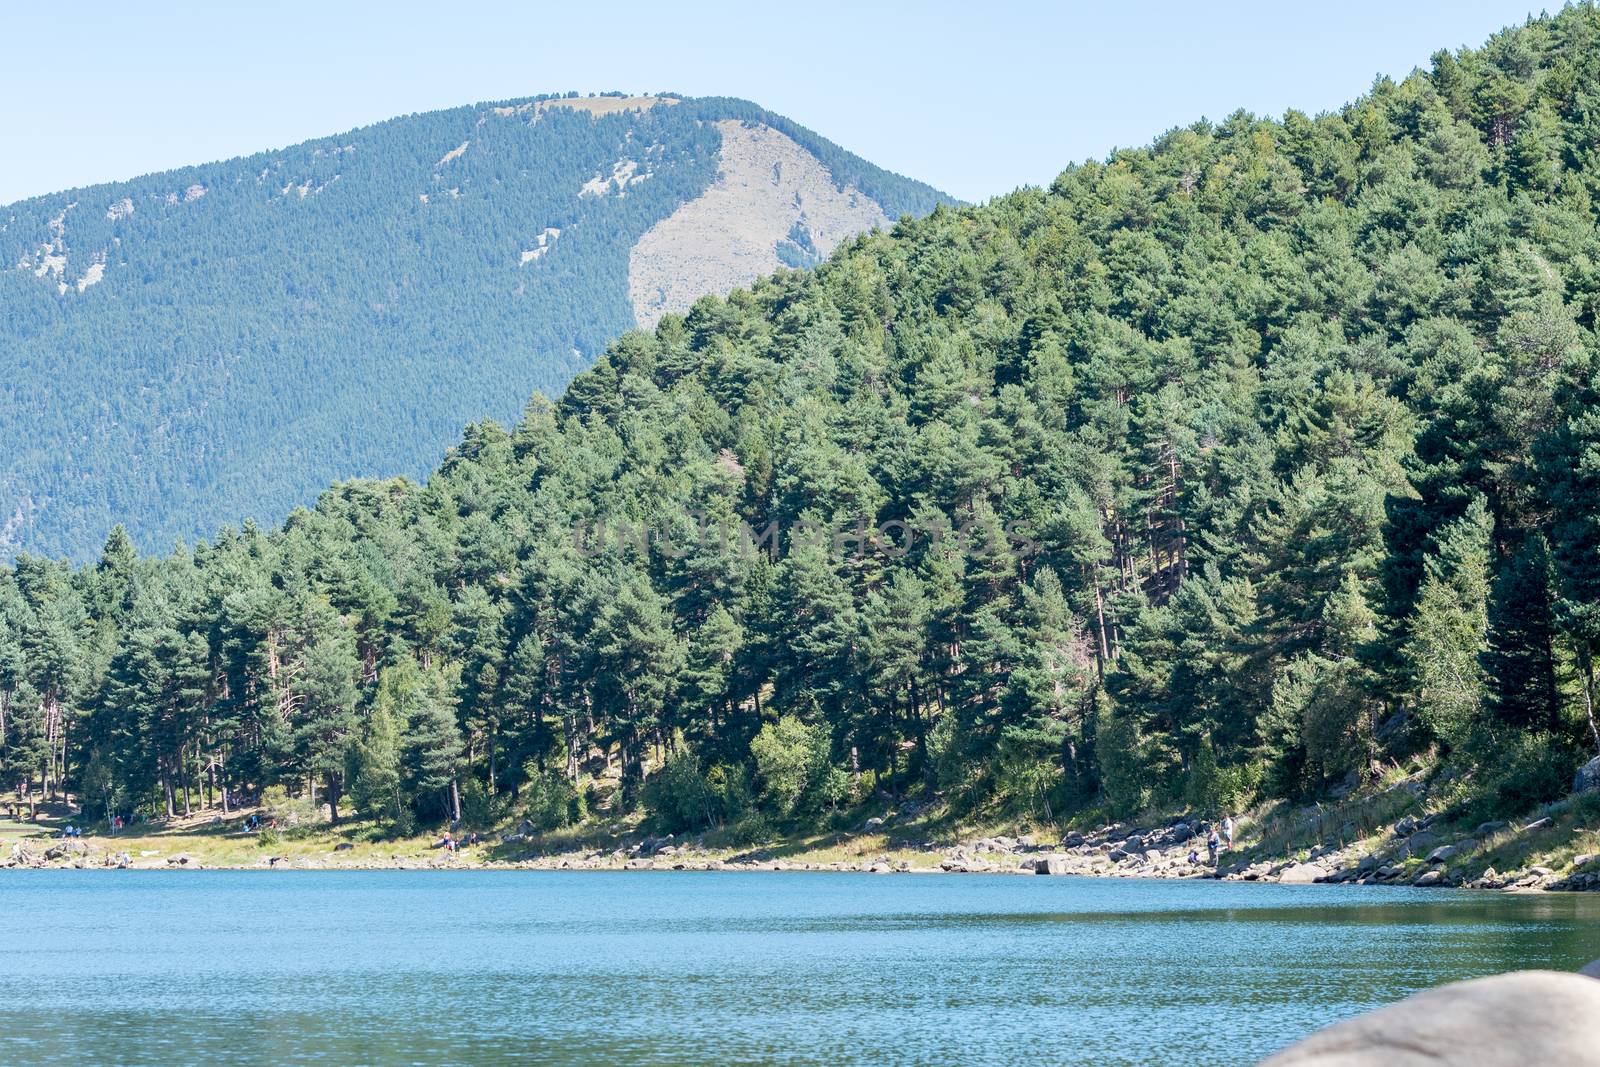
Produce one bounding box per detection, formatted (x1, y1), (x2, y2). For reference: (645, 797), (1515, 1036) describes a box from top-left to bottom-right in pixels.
(8, 810), (1596, 892)
(999, 812), (1600, 892)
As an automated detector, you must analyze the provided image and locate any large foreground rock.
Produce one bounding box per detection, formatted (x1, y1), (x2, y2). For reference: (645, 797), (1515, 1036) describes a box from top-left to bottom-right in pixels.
(1256, 970), (1600, 1065)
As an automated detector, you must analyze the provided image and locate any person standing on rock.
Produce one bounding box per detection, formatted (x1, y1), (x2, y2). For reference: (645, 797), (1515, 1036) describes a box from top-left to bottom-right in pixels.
(1222, 815), (1235, 850)
(1207, 828), (1220, 866)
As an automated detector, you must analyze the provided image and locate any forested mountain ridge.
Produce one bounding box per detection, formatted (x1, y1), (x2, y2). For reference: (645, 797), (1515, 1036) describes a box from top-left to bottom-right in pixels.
(6, 11), (1600, 838)
(0, 93), (949, 562)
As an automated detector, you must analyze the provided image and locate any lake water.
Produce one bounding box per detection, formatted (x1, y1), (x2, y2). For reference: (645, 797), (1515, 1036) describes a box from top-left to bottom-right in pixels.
(1, 871), (1596, 1065)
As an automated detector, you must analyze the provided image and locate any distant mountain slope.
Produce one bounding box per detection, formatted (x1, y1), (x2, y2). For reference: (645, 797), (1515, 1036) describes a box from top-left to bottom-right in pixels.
(0, 93), (950, 559)
(630, 119), (890, 328)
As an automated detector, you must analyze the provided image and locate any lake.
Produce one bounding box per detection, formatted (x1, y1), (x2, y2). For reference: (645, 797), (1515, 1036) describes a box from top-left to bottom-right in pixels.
(1, 871), (1596, 1065)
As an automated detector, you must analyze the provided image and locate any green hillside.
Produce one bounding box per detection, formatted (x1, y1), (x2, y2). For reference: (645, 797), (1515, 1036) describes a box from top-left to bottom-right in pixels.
(0, 94), (949, 561)
(5, 11), (1600, 836)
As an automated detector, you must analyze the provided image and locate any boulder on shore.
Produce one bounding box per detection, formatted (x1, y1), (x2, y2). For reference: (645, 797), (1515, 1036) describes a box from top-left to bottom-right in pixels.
(1426, 840), (1476, 864)
(1400, 831), (1440, 858)
(1255, 970), (1600, 1065)
(1033, 855), (1073, 876)
(1277, 862), (1326, 884)
(1575, 755), (1600, 794)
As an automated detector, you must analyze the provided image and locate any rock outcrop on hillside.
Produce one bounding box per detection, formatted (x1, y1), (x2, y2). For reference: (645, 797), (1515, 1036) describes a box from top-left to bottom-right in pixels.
(629, 120), (889, 327)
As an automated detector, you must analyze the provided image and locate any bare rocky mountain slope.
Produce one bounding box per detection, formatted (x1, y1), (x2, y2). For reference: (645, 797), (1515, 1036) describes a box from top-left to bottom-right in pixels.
(0, 93), (951, 559)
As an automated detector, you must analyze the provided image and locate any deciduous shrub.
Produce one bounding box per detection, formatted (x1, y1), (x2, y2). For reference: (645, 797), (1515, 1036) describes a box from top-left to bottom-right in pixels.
(750, 715), (847, 818)
(522, 772), (584, 831)
(644, 750), (719, 833)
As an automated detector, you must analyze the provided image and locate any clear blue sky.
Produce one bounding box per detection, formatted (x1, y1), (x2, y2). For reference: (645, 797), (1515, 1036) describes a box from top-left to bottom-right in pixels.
(2, 1), (1541, 205)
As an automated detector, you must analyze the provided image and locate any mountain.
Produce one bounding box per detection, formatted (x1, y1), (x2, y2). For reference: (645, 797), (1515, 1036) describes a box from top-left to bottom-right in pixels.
(0, 93), (951, 560)
(6, 11), (1600, 840)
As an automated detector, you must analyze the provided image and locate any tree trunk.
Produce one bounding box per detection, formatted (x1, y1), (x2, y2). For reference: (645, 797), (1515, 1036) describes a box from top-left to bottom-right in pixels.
(910, 680), (932, 783)
(1169, 448), (1188, 584)
(563, 715), (579, 782)
(488, 728), (498, 797)
(1581, 644), (1600, 754)
(1092, 577), (1110, 676)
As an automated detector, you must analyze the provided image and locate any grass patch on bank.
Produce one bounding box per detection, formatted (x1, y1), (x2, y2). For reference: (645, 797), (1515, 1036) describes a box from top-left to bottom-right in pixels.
(6, 774), (1598, 884)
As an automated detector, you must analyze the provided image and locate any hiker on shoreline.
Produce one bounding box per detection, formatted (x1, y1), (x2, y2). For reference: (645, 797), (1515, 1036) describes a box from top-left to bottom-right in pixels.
(1222, 815), (1235, 850)
(1207, 827), (1220, 866)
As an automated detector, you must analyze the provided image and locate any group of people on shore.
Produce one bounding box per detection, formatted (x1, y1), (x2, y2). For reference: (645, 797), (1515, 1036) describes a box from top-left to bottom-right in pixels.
(60, 819), (140, 844)
(433, 830), (483, 854)
(1186, 815), (1236, 867)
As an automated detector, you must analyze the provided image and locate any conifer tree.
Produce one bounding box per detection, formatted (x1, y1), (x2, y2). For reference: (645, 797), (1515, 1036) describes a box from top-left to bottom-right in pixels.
(1403, 497), (1494, 749)
(347, 665), (405, 826)
(402, 662), (465, 824)
(1482, 535), (1561, 734)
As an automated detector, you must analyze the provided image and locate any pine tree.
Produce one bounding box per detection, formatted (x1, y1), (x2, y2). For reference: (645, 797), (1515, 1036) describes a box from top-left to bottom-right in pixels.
(1403, 497), (1494, 749)
(291, 614), (361, 822)
(591, 569), (683, 799)
(1303, 572), (1382, 786)
(770, 529), (859, 724)
(861, 570), (933, 783)
(1482, 535), (1561, 734)
(678, 605), (745, 758)
(1002, 568), (1096, 784)
(402, 662), (465, 824)
(346, 664), (405, 826)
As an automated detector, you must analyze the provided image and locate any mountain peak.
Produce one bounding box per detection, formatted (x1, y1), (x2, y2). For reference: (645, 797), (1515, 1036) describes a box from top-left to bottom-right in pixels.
(0, 94), (953, 560)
